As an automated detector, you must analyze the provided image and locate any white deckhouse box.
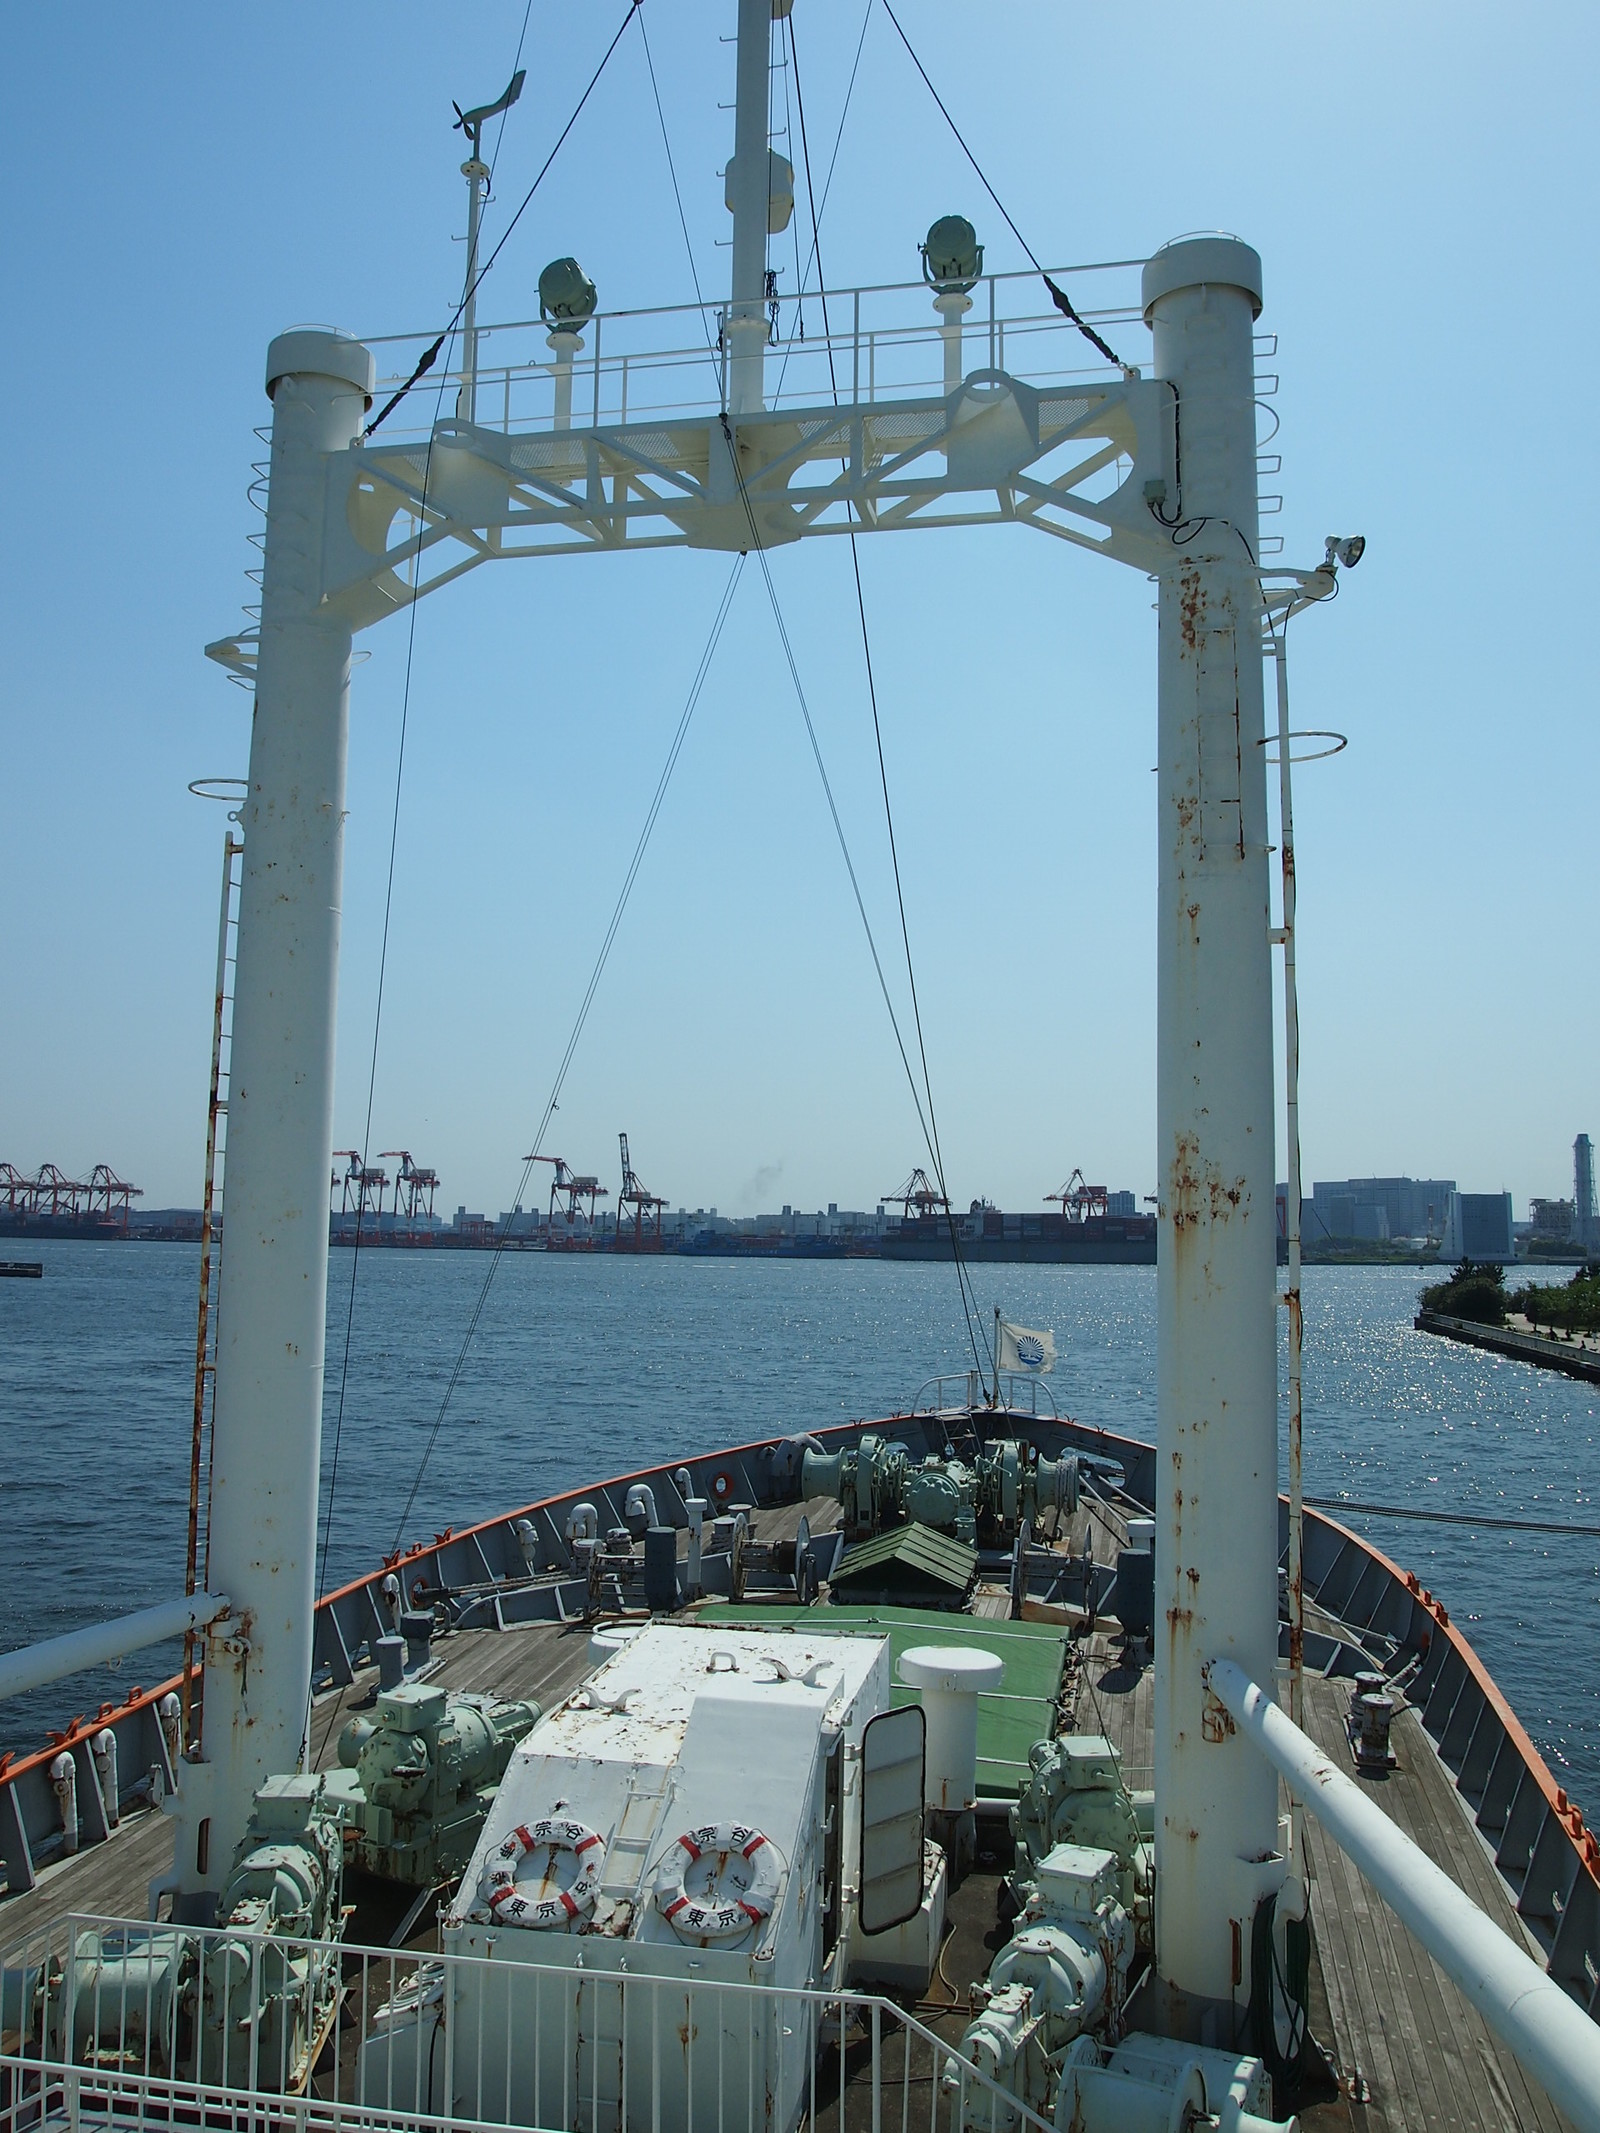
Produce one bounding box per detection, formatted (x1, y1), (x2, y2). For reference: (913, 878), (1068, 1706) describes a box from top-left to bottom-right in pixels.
(366, 1622), (928, 2131)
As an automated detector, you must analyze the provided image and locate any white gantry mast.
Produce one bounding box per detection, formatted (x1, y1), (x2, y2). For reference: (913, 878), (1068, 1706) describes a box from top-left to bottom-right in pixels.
(188, 0), (1344, 2022)
(1144, 240), (1282, 2011)
(176, 327), (373, 1912)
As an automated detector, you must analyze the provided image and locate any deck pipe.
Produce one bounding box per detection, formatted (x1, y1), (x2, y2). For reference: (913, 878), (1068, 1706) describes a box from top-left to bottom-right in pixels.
(1208, 1657), (1600, 2133)
(1146, 235), (1285, 2014)
(0, 1592), (229, 1706)
(169, 329), (374, 1910)
(91, 1730), (119, 1830)
(49, 1753), (77, 1855)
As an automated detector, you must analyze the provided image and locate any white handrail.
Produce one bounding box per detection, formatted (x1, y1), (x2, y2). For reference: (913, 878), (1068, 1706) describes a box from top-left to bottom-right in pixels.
(0, 1593), (228, 1704)
(1206, 1656), (1600, 2133)
(0, 1906), (1055, 2133)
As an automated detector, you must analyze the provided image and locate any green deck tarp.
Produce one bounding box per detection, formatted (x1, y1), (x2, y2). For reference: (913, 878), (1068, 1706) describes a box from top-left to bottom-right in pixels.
(697, 1603), (1067, 1796)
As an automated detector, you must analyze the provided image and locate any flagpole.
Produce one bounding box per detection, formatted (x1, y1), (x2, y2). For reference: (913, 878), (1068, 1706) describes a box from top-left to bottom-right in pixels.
(993, 1306), (1001, 1409)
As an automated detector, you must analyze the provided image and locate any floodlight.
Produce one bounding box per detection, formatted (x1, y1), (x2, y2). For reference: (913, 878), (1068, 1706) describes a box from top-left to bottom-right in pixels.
(1324, 534), (1366, 570)
(921, 215), (983, 295)
(540, 257), (598, 330)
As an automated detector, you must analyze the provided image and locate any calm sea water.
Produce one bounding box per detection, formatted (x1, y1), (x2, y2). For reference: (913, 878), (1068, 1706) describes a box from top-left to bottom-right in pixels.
(3, 1243), (1597, 1807)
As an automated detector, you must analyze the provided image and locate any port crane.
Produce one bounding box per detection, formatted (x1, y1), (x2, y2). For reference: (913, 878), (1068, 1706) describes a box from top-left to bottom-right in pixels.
(331, 1151), (386, 1220)
(0, 1161), (143, 1230)
(1047, 1169), (1109, 1222)
(379, 1151), (439, 1225)
(883, 1167), (951, 1221)
(616, 1132), (666, 1251)
(85, 1164), (143, 1227)
(529, 1154), (607, 1227)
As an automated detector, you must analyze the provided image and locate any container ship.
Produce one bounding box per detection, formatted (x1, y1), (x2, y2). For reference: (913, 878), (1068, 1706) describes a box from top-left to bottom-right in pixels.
(878, 1209), (1156, 1266)
(2, 8), (1595, 2133)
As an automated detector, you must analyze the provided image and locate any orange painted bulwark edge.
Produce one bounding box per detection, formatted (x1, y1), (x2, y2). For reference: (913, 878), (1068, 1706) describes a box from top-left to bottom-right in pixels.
(0, 1667), (195, 1793)
(1299, 1497), (1600, 1890)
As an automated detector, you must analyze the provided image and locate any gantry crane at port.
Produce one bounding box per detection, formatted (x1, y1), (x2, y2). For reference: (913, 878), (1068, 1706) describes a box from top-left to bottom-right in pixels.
(1046, 1168), (1108, 1222)
(616, 1132), (667, 1251)
(379, 1151), (439, 1223)
(529, 1154), (607, 1227)
(0, 1161), (143, 1230)
(883, 1167), (951, 1221)
(331, 1151), (387, 1220)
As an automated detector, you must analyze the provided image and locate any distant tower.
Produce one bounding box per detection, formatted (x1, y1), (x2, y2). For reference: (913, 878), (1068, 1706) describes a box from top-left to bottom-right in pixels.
(1576, 1134), (1597, 1252)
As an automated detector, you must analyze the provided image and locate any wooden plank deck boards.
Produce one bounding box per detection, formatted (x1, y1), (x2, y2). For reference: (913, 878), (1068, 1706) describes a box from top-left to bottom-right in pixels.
(1053, 1633), (1572, 2133)
(0, 1508), (858, 1954)
(1076, 1628), (1154, 1784)
(0, 1800), (174, 1949)
(1296, 1672), (1572, 2133)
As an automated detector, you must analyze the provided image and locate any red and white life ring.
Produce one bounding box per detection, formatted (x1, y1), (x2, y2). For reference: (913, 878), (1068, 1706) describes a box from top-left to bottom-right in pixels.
(709, 1471), (733, 1501)
(484, 1815), (604, 1929)
(656, 1823), (782, 1941)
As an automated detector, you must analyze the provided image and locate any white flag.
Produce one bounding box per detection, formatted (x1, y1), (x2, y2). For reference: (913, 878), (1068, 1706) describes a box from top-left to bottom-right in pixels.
(998, 1319), (1056, 1374)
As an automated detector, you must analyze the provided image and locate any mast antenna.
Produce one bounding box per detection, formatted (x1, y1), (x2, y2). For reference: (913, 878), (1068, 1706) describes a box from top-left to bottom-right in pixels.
(451, 69), (526, 423)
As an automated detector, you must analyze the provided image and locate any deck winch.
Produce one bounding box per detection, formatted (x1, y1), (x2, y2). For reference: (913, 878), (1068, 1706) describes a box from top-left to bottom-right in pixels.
(15, 1775), (346, 2093)
(801, 1433), (1080, 1544)
(951, 1770), (1293, 2131)
(951, 1841), (1134, 2130)
(1010, 1734), (1151, 1918)
(327, 1682), (538, 1885)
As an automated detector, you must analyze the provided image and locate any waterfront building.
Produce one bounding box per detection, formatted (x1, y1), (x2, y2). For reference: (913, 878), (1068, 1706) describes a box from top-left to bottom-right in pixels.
(1530, 1197), (1576, 1238)
(1308, 1176), (1455, 1244)
(1442, 1191), (1516, 1263)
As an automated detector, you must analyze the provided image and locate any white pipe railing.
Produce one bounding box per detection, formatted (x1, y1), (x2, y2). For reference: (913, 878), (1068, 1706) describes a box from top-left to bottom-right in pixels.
(0, 1594), (228, 1705)
(0, 1909), (1052, 2133)
(1206, 1656), (1600, 2133)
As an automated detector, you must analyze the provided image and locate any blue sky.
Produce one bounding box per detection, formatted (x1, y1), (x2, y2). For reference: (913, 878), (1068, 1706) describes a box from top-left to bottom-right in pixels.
(2, 2), (1594, 1220)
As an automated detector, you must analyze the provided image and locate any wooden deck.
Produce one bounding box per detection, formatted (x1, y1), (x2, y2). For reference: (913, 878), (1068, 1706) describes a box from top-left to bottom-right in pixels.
(1295, 1673), (1572, 2133)
(1074, 1627), (1571, 2131)
(0, 1489), (1580, 2132)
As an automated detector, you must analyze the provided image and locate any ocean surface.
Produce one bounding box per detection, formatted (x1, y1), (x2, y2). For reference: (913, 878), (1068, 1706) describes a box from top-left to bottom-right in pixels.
(3, 1242), (1597, 1808)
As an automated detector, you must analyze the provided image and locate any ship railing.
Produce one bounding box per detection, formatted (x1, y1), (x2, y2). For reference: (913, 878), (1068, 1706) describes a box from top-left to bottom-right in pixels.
(0, 1909), (1053, 2133)
(356, 259), (1146, 448)
(907, 1373), (1060, 1422)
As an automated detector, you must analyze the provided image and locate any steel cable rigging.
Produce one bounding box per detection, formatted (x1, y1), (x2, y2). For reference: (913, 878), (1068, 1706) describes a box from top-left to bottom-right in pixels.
(635, 1), (986, 1373)
(318, 0), (661, 1640)
(787, 8), (993, 1378)
(877, 0), (1131, 377)
(385, 556), (747, 1559)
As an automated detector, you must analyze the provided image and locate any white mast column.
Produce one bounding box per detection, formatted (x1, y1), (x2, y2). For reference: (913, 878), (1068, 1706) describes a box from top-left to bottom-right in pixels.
(725, 0), (774, 415)
(1145, 237), (1283, 2011)
(172, 328), (373, 1907)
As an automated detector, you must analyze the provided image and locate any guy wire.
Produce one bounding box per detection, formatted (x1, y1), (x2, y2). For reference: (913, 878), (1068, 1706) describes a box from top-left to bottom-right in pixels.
(789, 8), (992, 1377)
(386, 555), (746, 1559)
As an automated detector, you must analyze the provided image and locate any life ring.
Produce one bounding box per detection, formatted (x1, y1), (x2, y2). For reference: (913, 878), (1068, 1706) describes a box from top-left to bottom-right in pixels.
(710, 1471), (733, 1501)
(656, 1822), (782, 1941)
(484, 1815), (604, 1929)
